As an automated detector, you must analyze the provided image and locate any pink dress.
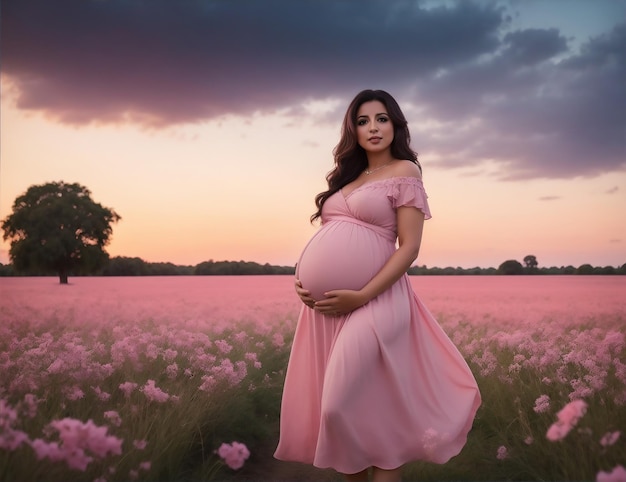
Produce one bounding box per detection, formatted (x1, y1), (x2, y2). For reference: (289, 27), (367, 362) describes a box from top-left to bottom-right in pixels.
(274, 176), (481, 474)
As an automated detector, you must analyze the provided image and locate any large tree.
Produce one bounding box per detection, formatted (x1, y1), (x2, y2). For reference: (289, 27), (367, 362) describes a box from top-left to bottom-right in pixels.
(523, 254), (538, 270)
(1, 181), (121, 284)
(498, 259), (524, 275)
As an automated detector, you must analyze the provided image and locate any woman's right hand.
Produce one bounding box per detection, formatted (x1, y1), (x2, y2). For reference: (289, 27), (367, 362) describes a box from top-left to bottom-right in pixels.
(295, 279), (316, 309)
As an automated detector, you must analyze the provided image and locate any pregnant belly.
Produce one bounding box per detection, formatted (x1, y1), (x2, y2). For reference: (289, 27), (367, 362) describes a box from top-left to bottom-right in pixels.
(296, 222), (390, 301)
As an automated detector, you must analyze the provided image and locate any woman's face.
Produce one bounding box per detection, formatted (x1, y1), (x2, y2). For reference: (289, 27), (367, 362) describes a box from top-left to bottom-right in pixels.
(355, 100), (394, 155)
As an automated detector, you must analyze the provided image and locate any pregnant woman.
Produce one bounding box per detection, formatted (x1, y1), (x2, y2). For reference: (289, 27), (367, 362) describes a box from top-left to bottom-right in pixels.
(274, 90), (481, 482)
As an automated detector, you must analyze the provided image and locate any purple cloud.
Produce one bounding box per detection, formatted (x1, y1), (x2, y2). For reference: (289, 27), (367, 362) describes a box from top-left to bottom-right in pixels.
(2, 0), (624, 180)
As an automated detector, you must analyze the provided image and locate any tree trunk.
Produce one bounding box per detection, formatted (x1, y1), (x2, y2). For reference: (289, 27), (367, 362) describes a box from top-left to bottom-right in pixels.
(58, 268), (69, 284)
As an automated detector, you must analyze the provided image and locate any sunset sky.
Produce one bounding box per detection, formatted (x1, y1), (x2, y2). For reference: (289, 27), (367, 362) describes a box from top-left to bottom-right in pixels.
(1, 0), (625, 270)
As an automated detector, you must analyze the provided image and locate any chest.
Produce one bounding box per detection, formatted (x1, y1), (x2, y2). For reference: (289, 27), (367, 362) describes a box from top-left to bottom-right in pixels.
(323, 187), (397, 231)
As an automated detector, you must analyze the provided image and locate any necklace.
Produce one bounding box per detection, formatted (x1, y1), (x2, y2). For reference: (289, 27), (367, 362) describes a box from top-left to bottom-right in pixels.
(364, 161), (393, 175)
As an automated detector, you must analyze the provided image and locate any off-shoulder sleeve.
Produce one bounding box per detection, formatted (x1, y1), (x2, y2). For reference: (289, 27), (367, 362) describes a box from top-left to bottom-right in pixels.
(386, 177), (432, 219)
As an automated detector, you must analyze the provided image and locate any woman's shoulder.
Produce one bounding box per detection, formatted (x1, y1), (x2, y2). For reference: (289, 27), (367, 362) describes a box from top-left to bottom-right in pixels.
(390, 159), (422, 180)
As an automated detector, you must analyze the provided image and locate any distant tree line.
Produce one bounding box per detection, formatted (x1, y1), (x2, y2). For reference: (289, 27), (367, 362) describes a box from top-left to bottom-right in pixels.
(0, 257), (296, 277)
(193, 260), (294, 276)
(407, 263), (626, 276)
(1, 254), (624, 277)
(495, 255), (626, 275)
(98, 257), (295, 276)
(408, 254), (626, 275)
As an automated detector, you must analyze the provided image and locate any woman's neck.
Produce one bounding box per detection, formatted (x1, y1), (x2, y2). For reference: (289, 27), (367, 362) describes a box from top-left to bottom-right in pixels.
(366, 152), (394, 170)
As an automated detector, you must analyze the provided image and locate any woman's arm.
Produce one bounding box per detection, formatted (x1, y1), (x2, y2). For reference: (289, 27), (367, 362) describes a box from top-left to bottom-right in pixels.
(314, 205), (425, 315)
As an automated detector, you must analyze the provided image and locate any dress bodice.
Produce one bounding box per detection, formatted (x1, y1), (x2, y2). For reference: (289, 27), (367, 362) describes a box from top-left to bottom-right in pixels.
(321, 177), (432, 241)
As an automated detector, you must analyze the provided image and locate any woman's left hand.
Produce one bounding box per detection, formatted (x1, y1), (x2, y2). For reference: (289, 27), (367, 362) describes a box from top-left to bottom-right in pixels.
(314, 289), (367, 316)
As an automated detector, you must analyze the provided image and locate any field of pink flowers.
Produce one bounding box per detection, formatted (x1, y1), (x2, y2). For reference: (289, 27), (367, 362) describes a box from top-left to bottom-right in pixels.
(1, 275), (625, 481)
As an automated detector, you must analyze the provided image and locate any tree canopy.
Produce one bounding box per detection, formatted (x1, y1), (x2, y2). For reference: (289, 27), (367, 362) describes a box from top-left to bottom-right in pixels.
(1, 181), (120, 284)
(523, 254), (538, 270)
(498, 259), (525, 275)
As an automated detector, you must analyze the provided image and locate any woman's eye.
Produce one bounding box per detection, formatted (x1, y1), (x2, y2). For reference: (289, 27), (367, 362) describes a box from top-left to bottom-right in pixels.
(378, 116), (389, 123)
(357, 119), (368, 126)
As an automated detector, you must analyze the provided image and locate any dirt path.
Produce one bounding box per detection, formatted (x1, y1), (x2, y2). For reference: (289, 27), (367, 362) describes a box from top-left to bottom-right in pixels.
(226, 439), (341, 481)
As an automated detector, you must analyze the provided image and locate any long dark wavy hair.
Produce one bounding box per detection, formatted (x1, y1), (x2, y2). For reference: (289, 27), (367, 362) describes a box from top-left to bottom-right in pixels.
(311, 89), (419, 223)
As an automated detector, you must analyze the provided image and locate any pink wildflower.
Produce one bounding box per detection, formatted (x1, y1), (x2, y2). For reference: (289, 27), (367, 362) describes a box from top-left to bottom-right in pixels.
(546, 399), (587, 442)
(217, 441), (250, 470)
(557, 399), (587, 425)
(47, 358), (65, 374)
(51, 418), (123, 459)
(533, 394), (551, 413)
(145, 343), (159, 360)
(245, 352), (263, 369)
(214, 339), (233, 354)
(547, 423), (570, 441)
(193, 352), (217, 370)
(0, 399), (18, 430)
(600, 431), (620, 447)
(272, 333), (285, 348)
(119, 381), (138, 398)
(104, 411), (122, 427)
(496, 445), (508, 460)
(508, 362), (521, 374)
(211, 359), (246, 386)
(0, 429), (29, 450)
(569, 378), (594, 400)
(98, 363), (115, 378)
(166, 363), (178, 379)
(199, 375), (217, 392)
(141, 380), (170, 403)
(30, 439), (64, 463)
(596, 465), (626, 482)
(31, 418), (122, 471)
(133, 439), (148, 450)
(163, 348), (178, 362)
(524, 436), (534, 445)
(92, 386), (111, 401)
(64, 385), (85, 401)
(139, 461), (151, 471)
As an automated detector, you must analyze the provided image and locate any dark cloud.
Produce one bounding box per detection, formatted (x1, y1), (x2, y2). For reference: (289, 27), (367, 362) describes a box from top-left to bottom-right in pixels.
(538, 196), (561, 201)
(1, 0), (502, 124)
(411, 22), (625, 179)
(606, 186), (619, 194)
(1, 0), (624, 180)
(502, 28), (568, 66)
